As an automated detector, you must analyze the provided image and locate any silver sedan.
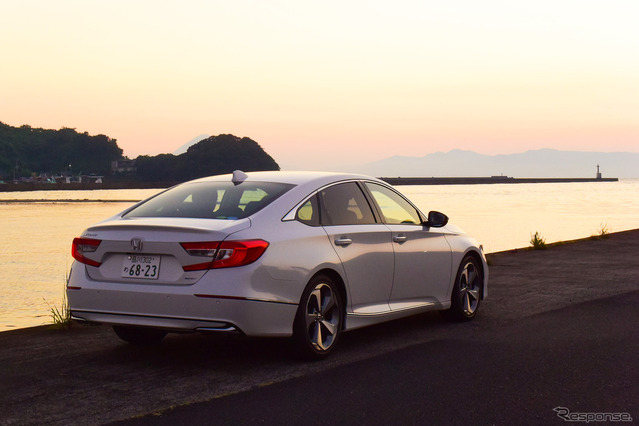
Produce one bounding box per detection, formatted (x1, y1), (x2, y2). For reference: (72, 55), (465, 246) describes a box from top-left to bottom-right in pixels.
(68, 171), (488, 359)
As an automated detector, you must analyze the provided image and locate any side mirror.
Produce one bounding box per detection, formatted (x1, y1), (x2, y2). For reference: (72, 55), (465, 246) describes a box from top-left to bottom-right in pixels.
(426, 211), (448, 228)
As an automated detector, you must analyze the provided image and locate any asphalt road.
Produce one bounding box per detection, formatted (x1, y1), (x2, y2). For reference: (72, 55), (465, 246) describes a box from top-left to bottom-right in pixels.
(114, 291), (639, 426)
(1, 229), (638, 425)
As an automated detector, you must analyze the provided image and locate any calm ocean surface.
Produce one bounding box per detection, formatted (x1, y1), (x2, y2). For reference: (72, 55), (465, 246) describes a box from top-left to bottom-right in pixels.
(1, 179), (638, 331)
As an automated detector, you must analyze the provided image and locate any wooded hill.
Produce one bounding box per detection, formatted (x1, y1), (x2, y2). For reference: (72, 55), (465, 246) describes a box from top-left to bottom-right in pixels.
(135, 134), (280, 182)
(0, 122), (280, 182)
(0, 122), (122, 178)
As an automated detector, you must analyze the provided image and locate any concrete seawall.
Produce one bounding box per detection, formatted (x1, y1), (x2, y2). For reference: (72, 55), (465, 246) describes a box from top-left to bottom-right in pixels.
(380, 176), (619, 185)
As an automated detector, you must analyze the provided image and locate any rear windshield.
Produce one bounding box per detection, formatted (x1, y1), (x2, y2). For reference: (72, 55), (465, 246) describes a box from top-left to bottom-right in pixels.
(124, 181), (294, 219)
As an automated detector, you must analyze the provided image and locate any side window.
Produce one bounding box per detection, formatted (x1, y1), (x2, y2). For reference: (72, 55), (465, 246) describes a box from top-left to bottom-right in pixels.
(365, 183), (422, 225)
(319, 182), (376, 226)
(296, 195), (320, 226)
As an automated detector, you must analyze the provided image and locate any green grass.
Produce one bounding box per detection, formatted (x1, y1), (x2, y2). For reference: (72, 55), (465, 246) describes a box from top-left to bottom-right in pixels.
(46, 278), (72, 328)
(530, 231), (547, 250)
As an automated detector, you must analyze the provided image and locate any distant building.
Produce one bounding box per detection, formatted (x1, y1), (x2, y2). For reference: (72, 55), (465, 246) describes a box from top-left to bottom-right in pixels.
(82, 175), (103, 184)
(111, 159), (136, 175)
(596, 164), (602, 180)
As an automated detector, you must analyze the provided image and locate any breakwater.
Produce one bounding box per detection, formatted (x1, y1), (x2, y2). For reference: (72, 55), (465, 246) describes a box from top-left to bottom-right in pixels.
(380, 176), (619, 185)
(0, 181), (173, 192)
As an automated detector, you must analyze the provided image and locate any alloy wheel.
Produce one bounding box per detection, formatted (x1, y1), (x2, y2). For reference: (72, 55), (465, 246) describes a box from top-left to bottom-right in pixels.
(459, 260), (481, 316)
(304, 282), (340, 351)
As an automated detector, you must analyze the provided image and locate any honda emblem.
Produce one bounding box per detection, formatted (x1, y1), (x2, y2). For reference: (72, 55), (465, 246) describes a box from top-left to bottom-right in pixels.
(130, 238), (143, 251)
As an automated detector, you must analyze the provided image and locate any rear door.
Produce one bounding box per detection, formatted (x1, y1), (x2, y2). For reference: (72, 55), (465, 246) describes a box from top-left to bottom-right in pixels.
(319, 182), (395, 314)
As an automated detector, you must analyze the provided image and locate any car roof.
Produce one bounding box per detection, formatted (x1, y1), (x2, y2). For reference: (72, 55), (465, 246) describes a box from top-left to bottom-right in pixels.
(189, 170), (386, 188)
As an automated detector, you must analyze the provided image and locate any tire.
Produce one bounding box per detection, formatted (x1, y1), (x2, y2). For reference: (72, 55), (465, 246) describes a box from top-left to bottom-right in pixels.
(293, 274), (343, 360)
(443, 255), (483, 321)
(112, 325), (167, 345)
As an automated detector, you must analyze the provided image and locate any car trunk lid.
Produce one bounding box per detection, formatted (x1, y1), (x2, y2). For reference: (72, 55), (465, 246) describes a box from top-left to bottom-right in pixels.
(77, 217), (251, 285)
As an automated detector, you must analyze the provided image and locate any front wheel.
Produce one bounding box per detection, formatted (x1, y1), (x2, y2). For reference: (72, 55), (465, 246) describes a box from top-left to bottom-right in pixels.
(443, 255), (483, 321)
(293, 274), (343, 360)
(113, 325), (167, 345)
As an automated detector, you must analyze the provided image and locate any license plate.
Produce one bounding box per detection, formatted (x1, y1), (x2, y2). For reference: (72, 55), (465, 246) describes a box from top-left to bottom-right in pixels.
(122, 254), (161, 280)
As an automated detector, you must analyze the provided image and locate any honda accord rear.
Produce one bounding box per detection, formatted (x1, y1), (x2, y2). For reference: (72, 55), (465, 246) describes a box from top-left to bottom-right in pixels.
(68, 170), (488, 359)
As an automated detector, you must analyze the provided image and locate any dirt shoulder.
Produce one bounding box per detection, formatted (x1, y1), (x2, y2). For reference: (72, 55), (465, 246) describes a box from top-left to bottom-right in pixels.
(1, 229), (638, 425)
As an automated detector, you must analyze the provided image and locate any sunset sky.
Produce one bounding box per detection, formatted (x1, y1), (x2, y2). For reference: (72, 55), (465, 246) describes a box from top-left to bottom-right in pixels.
(1, 1), (638, 169)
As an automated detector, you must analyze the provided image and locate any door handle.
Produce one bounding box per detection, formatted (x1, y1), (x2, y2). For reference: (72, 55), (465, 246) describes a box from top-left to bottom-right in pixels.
(393, 235), (407, 243)
(334, 237), (353, 247)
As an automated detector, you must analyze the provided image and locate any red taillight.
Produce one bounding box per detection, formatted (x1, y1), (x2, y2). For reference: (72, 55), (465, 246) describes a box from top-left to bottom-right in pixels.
(214, 240), (269, 268)
(72, 237), (102, 267)
(180, 242), (220, 257)
(181, 240), (269, 271)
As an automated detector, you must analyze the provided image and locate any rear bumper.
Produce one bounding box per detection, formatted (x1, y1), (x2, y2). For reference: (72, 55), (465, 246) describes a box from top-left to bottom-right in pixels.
(69, 291), (298, 337)
(71, 311), (239, 333)
(67, 263), (299, 337)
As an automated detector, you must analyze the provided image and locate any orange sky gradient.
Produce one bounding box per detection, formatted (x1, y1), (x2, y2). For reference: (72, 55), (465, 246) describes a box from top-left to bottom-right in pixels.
(1, 1), (637, 170)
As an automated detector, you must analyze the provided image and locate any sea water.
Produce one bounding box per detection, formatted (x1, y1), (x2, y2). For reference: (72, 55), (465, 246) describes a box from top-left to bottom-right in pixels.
(1, 180), (638, 331)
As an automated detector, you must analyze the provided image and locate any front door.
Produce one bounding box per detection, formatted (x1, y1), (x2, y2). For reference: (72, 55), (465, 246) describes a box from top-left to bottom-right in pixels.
(364, 182), (452, 308)
(385, 224), (452, 306)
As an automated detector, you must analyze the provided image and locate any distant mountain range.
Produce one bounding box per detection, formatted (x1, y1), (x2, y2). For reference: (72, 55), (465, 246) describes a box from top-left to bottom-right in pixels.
(172, 134), (210, 155)
(354, 149), (639, 178)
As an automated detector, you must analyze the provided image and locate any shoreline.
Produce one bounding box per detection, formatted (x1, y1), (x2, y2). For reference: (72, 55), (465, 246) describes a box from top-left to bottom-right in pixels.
(1, 175), (625, 192)
(1, 228), (637, 336)
(0, 181), (173, 192)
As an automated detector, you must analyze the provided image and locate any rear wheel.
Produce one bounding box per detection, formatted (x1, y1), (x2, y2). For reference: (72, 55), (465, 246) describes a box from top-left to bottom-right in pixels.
(293, 274), (343, 360)
(113, 325), (167, 345)
(443, 255), (483, 321)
